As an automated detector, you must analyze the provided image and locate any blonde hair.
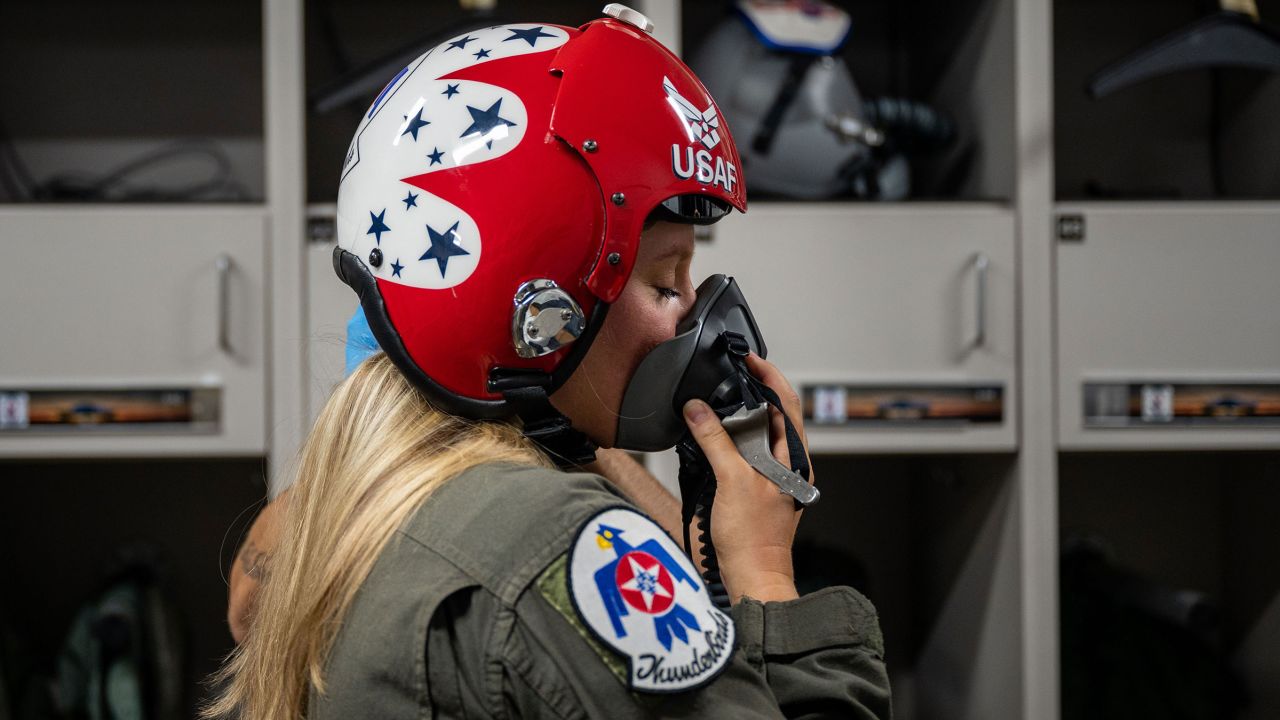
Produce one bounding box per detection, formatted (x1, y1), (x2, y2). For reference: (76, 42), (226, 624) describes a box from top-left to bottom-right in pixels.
(202, 352), (552, 719)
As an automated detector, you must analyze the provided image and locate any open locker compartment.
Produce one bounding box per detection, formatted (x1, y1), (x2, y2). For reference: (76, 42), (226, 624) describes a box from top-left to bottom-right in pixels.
(303, 0), (605, 202)
(1054, 0), (1280, 200)
(796, 453), (1023, 720)
(1058, 451), (1280, 720)
(0, 0), (265, 204)
(0, 457), (268, 716)
(679, 0), (1016, 202)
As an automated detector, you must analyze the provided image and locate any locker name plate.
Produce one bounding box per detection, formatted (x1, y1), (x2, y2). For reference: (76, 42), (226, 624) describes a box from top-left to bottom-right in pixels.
(801, 384), (1003, 426)
(0, 388), (220, 434)
(1084, 382), (1280, 428)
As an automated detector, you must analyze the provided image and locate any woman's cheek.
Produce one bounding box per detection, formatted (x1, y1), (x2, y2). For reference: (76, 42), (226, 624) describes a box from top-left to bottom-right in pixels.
(655, 314), (682, 351)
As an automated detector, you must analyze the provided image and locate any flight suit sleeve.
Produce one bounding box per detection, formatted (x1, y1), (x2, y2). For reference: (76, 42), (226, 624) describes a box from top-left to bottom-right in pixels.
(732, 586), (892, 719)
(424, 561), (891, 719)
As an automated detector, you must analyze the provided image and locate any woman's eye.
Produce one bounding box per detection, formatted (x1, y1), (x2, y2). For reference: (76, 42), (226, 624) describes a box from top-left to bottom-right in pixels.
(655, 287), (682, 301)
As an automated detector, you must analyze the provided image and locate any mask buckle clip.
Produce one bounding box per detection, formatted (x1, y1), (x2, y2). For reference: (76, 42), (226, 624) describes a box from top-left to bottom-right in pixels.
(719, 330), (751, 360)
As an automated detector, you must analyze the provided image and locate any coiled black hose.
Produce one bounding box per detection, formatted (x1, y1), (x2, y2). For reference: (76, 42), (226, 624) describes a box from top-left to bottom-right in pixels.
(677, 433), (730, 609)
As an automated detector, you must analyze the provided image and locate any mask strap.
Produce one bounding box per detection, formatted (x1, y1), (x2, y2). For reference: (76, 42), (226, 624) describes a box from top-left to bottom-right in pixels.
(732, 358), (811, 483)
(721, 333), (810, 482)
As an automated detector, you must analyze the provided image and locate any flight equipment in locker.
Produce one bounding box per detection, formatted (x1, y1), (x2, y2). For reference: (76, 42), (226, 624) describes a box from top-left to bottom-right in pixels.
(1087, 0), (1280, 98)
(1060, 535), (1246, 720)
(46, 548), (186, 720)
(690, 0), (956, 201)
(1083, 0), (1280, 196)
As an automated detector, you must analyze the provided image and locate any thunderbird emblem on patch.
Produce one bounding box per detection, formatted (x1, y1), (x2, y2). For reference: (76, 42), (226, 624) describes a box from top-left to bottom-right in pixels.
(568, 507), (735, 693)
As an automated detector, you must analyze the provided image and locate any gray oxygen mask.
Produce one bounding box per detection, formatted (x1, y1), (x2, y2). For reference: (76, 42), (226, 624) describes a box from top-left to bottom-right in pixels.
(614, 274), (766, 452)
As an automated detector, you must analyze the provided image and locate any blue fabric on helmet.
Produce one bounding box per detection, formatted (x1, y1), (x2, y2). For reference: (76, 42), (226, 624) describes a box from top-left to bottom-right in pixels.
(346, 306), (380, 376)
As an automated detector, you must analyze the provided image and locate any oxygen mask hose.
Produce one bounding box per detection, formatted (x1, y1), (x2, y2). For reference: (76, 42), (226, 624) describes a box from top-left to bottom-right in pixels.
(677, 425), (727, 608)
(675, 333), (816, 610)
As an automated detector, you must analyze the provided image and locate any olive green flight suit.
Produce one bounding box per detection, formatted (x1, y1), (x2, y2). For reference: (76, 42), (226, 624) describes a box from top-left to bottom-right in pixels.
(308, 462), (891, 719)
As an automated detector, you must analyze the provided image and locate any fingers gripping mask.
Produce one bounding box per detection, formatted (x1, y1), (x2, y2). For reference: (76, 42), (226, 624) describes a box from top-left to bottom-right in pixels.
(617, 274), (819, 609)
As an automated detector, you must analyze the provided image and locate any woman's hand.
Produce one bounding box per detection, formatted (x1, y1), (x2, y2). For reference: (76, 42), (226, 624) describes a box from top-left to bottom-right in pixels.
(682, 353), (812, 605)
(227, 487), (291, 643)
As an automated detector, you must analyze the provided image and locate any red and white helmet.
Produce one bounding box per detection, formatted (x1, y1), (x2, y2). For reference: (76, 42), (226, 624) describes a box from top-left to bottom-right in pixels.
(334, 5), (746, 421)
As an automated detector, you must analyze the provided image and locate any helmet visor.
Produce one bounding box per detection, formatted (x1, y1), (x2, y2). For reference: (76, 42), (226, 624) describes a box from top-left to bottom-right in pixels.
(652, 194), (733, 226)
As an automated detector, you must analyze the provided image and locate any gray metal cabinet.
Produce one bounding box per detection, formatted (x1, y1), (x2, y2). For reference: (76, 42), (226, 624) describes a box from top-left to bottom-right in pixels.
(1056, 203), (1280, 450)
(690, 203), (1019, 452)
(0, 207), (268, 456)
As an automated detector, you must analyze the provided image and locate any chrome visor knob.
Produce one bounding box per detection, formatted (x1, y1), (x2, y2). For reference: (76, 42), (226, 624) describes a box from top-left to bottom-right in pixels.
(511, 279), (586, 358)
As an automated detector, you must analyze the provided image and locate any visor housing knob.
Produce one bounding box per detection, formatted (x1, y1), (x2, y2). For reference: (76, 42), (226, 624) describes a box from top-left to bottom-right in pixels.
(602, 4), (655, 34)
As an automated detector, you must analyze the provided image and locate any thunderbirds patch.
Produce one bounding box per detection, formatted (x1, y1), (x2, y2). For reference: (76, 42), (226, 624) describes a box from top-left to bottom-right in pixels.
(567, 507), (735, 693)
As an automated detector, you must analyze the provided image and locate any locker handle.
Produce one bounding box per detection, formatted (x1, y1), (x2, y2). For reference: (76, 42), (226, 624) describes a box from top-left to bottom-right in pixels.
(973, 253), (989, 349)
(216, 254), (233, 356)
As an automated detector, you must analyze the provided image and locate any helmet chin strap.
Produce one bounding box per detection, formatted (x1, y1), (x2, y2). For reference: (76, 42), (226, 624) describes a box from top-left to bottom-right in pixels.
(492, 296), (610, 469)
(499, 383), (598, 468)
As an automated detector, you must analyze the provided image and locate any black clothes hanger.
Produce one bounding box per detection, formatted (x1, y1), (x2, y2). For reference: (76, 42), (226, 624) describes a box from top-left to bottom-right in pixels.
(309, 1), (503, 114)
(1088, 0), (1280, 98)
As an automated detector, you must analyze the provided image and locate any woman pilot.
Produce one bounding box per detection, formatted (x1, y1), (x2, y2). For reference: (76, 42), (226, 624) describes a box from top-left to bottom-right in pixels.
(209, 7), (890, 719)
